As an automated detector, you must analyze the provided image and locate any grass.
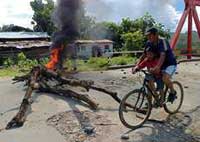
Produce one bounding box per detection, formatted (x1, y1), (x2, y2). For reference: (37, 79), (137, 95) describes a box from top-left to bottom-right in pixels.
(110, 56), (136, 65)
(0, 56), (137, 77)
(65, 56), (137, 71)
(0, 67), (21, 77)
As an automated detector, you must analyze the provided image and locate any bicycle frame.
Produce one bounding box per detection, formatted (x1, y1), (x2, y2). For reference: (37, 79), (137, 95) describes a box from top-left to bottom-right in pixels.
(138, 70), (165, 106)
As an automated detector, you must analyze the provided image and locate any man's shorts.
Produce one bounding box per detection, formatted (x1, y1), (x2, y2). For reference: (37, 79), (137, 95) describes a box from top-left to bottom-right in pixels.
(145, 74), (164, 90)
(162, 65), (177, 76)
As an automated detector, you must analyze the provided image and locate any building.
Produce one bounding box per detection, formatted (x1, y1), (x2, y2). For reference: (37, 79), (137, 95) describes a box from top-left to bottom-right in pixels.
(75, 39), (113, 59)
(0, 32), (113, 62)
(0, 32), (51, 61)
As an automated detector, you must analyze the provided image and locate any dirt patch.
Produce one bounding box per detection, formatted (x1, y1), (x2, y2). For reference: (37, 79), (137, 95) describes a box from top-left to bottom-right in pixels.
(47, 110), (117, 142)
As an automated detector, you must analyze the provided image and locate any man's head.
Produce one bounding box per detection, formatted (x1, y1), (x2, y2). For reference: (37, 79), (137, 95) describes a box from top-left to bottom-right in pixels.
(145, 27), (159, 43)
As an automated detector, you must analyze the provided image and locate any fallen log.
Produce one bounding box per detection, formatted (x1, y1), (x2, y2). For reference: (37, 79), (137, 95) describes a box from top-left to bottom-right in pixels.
(6, 66), (40, 129)
(12, 66), (120, 101)
(38, 82), (99, 110)
(6, 65), (121, 130)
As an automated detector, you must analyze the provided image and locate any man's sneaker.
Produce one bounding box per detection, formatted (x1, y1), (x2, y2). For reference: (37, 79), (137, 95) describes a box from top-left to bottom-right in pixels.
(167, 91), (177, 103)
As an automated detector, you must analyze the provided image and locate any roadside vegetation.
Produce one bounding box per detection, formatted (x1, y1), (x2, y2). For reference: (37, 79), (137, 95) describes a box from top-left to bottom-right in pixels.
(0, 53), (48, 77)
(0, 0), (170, 77)
(65, 56), (136, 71)
(0, 53), (137, 77)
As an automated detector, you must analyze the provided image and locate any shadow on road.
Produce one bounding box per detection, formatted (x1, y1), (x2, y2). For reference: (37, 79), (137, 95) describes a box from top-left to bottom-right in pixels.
(122, 106), (200, 142)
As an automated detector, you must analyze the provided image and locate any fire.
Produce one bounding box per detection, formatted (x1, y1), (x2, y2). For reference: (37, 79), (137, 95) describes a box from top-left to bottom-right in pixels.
(45, 45), (64, 70)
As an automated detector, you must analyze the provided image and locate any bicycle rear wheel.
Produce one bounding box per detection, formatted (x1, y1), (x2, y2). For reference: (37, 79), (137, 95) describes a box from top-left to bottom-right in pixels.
(119, 89), (152, 129)
(164, 81), (184, 114)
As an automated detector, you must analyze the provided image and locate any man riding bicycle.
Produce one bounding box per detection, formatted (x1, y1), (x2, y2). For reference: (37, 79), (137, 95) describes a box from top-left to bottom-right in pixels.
(132, 44), (164, 106)
(133, 27), (177, 104)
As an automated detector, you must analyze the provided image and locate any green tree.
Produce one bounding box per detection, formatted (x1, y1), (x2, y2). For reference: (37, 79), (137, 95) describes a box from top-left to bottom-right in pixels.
(122, 30), (145, 51)
(106, 22), (123, 51)
(30, 0), (56, 35)
(79, 15), (95, 39)
(107, 13), (170, 51)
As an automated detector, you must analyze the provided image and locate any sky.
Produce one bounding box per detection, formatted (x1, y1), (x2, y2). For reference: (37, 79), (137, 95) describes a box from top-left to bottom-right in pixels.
(0, 0), (198, 32)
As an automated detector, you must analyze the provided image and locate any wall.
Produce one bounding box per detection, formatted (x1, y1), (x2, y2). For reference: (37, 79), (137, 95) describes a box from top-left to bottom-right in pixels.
(76, 42), (113, 59)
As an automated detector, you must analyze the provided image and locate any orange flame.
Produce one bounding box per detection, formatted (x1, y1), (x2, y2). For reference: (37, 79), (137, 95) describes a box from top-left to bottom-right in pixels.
(45, 46), (64, 70)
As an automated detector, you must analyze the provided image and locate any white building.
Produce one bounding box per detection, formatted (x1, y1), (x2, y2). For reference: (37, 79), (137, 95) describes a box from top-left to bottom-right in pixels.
(75, 39), (113, 59)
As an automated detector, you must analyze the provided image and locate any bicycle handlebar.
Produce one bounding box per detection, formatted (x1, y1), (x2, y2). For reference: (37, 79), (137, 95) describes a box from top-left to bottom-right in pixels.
(137, 69), (151, 75)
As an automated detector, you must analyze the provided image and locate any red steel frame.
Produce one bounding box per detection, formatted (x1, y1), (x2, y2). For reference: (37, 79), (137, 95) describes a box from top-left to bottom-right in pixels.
(170, 0), (200, 59)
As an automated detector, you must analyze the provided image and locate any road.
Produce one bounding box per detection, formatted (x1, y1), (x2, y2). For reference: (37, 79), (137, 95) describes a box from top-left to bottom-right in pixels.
(0, 61), (200, 142)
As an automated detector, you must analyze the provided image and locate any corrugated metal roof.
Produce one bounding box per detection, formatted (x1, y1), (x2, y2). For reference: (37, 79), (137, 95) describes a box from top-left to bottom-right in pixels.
(0, 32), (50, 40)
(75, 39), (113, 44)
(0, 40), (51, 49)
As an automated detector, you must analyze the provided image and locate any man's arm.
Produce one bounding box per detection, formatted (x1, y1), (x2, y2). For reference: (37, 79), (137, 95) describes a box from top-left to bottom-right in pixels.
(136, 53), (145, 65)
(150, 53), (165, 74)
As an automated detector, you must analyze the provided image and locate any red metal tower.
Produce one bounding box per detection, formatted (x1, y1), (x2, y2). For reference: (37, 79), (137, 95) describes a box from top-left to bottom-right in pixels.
(170, 0), (200, 59)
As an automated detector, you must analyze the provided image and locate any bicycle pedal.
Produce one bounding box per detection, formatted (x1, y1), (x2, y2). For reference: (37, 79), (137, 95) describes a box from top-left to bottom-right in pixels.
(138, 109), (147, 115)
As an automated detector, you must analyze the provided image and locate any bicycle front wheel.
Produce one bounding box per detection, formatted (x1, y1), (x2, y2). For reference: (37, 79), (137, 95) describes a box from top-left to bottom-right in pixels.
(119, 89), (152, 129)
(164, 81), (184, 114)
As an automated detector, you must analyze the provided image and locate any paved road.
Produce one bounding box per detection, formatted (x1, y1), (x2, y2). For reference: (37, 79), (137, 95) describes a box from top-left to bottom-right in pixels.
(0, 62), (200, 142)
(0, 78), (68, 142)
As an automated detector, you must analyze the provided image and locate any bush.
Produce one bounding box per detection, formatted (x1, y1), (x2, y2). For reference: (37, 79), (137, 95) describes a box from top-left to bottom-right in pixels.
(3, 57), (15, 67)
(87, 57), (110, 68)
(3, 52), (49, 71)
(64, 56), (137, 71)
(111, 56), (136, 65)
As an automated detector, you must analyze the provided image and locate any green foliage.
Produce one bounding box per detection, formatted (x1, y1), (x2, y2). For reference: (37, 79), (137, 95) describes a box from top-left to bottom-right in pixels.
(30, 0), (56, 35)
(29, 1), (170, 49)
(122, 31), (145, 51)
(3, 58), (15, 67)
(111, 56), (136, 65)
(175, 31), (200, 49)
(90, 13), (170, 51)
(3, 52), (48, 71)
(79, 16), (96, 39)
(87, 57), (110, 68)
(0, 68), (21, 77)
(65, 56), (137, 71)
(117, 13), (170, 50)
(0, 55), (137, 77)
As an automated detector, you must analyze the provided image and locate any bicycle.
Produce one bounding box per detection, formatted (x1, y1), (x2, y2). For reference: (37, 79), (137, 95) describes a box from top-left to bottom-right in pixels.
(119, 70), (184, 129)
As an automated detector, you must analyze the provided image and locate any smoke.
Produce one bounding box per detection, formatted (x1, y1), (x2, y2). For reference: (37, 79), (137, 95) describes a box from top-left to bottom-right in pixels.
(50, 0), (85, 69)
(83, 0), (181, 30)
(52, 0), (83, 40)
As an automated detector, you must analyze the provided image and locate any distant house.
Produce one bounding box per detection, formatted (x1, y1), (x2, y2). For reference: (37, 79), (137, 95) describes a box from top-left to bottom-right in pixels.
(0, 32), (113, 63)
(0, 32), (51, 61)
(75, 39), (113, 59)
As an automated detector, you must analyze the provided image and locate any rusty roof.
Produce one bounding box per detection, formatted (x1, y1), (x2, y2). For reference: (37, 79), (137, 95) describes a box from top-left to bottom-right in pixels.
(0, 40), (51, 49)
(75, 39), (113, 44)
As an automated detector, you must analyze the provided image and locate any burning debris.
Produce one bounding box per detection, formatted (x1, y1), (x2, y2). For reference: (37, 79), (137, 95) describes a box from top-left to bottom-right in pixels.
(46, 0), (83, 71)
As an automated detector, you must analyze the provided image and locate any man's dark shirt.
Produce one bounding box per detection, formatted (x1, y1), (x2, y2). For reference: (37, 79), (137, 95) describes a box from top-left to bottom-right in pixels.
(144, 37), (177, 70)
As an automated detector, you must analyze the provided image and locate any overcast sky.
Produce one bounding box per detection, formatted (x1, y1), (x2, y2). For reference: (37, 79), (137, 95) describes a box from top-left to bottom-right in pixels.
(0, 0), (199, 32)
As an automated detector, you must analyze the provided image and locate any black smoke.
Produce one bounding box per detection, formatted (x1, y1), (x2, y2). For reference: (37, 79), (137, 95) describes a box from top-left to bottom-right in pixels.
(52, 0), (83, 41)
